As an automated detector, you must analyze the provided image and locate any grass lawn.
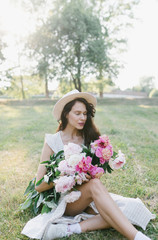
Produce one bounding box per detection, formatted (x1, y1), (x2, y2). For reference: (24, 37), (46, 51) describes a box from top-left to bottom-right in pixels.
(0, 98), (157, 240)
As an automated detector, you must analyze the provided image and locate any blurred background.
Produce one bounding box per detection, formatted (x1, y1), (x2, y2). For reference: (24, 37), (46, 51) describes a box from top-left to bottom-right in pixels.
(0, 0), (158, 99)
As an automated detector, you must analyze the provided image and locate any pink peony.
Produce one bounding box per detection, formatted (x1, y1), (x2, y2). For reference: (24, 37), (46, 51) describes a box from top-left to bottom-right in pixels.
(75, 156), (92, 173)
(58, 160), (75, 175)
(64, 143), (82, 159)
(101, 145), (113, 163)
(98, 135), (110, 148)
(88, 165), (104, 178)
(112, 150), (126, 169)
(54, 176), (75, 193)
(95, 147), (103, 158)
(95, 145), (113, 164)
(91, 135), (110, 150)
(90, 141), (98, 152)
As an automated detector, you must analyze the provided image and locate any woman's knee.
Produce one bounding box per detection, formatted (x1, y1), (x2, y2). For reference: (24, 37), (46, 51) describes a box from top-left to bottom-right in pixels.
(89, 178), (107, 195)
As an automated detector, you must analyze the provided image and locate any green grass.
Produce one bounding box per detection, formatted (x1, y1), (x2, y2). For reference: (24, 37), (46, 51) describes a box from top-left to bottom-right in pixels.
(0, 98), (158, 240)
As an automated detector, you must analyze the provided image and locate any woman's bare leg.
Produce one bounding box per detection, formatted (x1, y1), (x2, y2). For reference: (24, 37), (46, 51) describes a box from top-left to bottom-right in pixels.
(80, 214), (110, 232)
(65, 179), (138, 240)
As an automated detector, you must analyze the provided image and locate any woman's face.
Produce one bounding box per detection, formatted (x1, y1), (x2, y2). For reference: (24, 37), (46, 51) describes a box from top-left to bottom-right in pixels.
(66, 101), (87, 130)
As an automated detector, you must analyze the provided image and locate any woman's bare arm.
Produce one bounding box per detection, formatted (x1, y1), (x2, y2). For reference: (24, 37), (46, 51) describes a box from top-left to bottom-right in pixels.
(35, 142), (54, 193)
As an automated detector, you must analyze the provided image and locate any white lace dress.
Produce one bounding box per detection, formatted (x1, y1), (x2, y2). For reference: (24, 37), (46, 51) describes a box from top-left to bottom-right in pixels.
(21, 132), (155, 239)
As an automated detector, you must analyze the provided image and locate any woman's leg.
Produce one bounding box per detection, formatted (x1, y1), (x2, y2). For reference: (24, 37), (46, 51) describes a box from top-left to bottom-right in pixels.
(80, 214), (110, 232)
(65, 179), (138, 240)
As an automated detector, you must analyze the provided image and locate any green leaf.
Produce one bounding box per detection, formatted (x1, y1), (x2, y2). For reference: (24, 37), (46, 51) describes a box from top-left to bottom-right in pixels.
(50, 154), (54, 160)
(41, 160), (50, 164)
(53, 188), (61, 204)
(54, 188), (57, 202)
(36, 193), (44, 208)
(20, 198), (32, 210)
(107, 164), (113, 174)
(41, 204), (51, 214)
(55, 150), (64, 158)
(44, 200), (57, 209)
(55, 170), (60, 177)
(30, 190), (38, 199)
(24, 178), (36, 195)
(36, 177), (44, 186)
(113, 151), (118, 158)
(33, 196), (40, 215)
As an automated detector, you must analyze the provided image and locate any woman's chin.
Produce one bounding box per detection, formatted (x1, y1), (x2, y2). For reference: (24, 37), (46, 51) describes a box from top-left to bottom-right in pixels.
(76, 125), (84, 129)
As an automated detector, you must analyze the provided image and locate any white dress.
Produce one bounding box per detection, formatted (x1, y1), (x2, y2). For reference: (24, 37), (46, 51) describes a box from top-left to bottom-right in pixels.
(21, 132), (155, 239)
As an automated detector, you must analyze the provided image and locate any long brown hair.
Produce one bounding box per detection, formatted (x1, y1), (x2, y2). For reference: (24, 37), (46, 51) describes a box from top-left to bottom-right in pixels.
(56, 98), (100, 147)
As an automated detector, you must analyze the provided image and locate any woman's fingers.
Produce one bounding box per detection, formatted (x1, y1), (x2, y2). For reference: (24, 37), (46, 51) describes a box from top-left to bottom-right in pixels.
(85, 174), (91, 179)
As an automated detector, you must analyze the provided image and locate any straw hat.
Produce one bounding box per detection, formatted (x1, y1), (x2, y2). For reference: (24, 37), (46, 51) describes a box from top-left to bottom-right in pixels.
(53, 89), (97, 121)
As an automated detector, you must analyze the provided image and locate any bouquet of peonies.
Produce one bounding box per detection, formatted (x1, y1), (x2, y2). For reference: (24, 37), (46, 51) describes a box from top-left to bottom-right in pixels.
(20, 135), (125, 214)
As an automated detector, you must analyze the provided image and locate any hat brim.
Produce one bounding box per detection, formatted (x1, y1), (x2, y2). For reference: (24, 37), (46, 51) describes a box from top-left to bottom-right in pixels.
(53, 92), (97, 121)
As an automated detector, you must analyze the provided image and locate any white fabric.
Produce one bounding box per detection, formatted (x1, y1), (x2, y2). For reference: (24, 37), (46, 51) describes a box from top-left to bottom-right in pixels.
(21, 132), (155, 239)
(45, 132), (64, 153)
(134, 231), (151, 240)
(68, 223), (82, 234)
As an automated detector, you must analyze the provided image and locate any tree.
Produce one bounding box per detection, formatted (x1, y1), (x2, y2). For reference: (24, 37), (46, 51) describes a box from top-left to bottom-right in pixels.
(133, 76), (156, 97)
(88, 0), (139, 97)
(25, 0), (58, 98)
(0, 41), (5, 64)
(30, 0), (106, 92)
(139, 76), (156, 94)
(86, 37), (116, 97)
(26, 0), (139, 94)
(0, 30), (7, 85)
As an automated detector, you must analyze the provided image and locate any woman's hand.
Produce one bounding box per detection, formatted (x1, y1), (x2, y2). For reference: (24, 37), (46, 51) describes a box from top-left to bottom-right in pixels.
(95, 172), (103, 179)
(83, 173), (92, 182)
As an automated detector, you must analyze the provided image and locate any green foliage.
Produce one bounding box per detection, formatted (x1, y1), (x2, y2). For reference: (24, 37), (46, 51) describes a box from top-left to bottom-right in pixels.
(149, 89), (158, 98)
(47, 0), (106, 91)
(3, 74), (45, 99)
(20, 177), (60, 215)
(20, 151), (64, 215)
(57, 77), (74, 95)
(26, 0), (138, 93)
(0, 40), (5, 63)
(133, 76), (156, 95)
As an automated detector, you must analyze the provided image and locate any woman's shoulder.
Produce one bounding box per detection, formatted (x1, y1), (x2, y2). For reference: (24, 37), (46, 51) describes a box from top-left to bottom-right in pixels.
(45, 132), (60, 139)
(45, 131), (63, 153)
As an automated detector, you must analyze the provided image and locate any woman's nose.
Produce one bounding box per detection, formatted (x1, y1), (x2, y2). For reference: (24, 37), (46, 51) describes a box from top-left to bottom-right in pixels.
(80, 114), (86, 120)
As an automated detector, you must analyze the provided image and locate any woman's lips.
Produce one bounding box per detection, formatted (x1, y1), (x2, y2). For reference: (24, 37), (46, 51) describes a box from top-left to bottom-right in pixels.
(78, 122), (85, 126)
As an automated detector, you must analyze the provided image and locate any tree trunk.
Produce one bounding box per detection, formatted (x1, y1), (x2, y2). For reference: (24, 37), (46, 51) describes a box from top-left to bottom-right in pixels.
(76, 77), (81, 92)
(20, 75), (25, 99)
(73, 78), (78, 90)
(45, 71), (49, 98)
(99, 91), (103, 98)
(98, 68), (103, 98)
(76, 42), (82, 92)
(18, 52), (25, 99)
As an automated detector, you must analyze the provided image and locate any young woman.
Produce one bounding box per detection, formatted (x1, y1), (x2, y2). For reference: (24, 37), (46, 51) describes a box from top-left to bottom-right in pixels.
(22, 90), (155, 240)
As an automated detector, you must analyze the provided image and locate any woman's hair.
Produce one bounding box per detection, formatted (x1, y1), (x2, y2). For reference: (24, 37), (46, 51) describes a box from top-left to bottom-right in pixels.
(56, 97), (100, 146)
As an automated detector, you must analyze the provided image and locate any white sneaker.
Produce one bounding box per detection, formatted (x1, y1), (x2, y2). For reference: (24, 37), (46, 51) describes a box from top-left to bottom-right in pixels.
(134, 231), (151, 240)
(41, 223), (71, 240)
